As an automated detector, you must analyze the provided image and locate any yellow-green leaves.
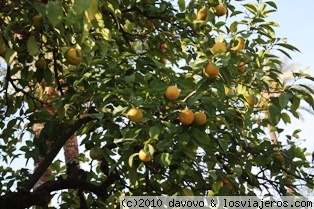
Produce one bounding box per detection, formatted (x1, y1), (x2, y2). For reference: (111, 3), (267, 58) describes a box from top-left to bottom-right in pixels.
(27, 35), (39, 56)
(178, 0), (185, 12)
(86, 0), (98, 21)
(229, 21), (238, 33)
(46, 1), (63, 27)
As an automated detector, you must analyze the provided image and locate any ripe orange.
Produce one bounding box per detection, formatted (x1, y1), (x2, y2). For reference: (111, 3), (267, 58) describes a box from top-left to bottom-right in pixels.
(179, 109), (194, 125)
(197, 8), (208, 20)
(126, 108), (143, 122)
(222, 179), (233, 190)
(203, 62), (219, 79)
(160, 43), (168, 49)
(283, 177), (293, 186)
(274, 152), (285, 164)
(231, 37), (245, 51)
(165, 86), (180, 100)
(35, 58), (46, 70)
(194, 112), (207, 125)
(215, 4), (227, 17)
(32, 15), (43, 29)
(212, 42), (227, 55)
(237, 62), (246, 73)
(146, 20), (155, 30)
(161, 58), (167, 65)
(224, 86), (234, 95)
(0, 41), (6, 55)
(44, 87), (55, 99)
(246, 95), (255, 107)
(139, 149), (151, 162)
(65, 48), (82, 66)
(157, 43), (167, 52)
(165, 102), (177, 110)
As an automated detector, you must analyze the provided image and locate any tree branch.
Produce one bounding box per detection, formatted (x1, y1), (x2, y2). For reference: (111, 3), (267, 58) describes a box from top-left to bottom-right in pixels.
(52, 47), (64, 95)
(21, 115), (95, 191)
(0, 175), (118, 209)
(181, 90), (196, 103)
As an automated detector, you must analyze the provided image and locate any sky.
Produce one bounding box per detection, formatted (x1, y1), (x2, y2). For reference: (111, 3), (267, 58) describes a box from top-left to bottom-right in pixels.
(1, 0), (314, 200)
(267, 1), (314, 154)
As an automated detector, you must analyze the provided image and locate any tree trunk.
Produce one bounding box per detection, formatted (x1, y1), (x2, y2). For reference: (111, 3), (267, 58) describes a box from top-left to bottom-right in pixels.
(32, 123), (52, 208)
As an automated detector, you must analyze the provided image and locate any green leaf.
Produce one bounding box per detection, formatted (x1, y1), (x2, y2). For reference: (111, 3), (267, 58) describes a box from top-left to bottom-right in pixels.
(4, 48), (17, 65)
(77, 121), (96, 135)
(100, 28), (111, 40)
(268, 105), (281, 125)
(234, 167), (242, 177)
(57, 106), (65, 120)
(243, 3), (258, 14)
(293, 147), (306, 160)
(112, 105), (128, 117)
(276, 43), (300, 52)
(186, 79), (211, 106)
(276, 48), (292, 59)
(292, 129), (301, 138)
(209, 170), (217, 180)
(178, 0), (185, 12)
(125, 74), (135, 84)
(281, 112), (291, 124)
(95, 41), (110, 59)
(177, 134), (190, 149)
(218, 138), (229, 152)
(182, 187), (194, 196)
(27, 35), (39, 56)
(161, 153), (171, 167)
(128, 153), (138, 168)
(265, 1), (277, 9)
(149, 126), (161, 140)
(81, 15), (91, 43)
(212, 181), (222, 193)
(291, 96), (300, 112)
(87, 0), (98, 20)
(229, 21), (238, 33)
(50, 160), (62, 173)
(298, 84), (314, 95)
(128, 163), (138, 185)
(46, 1), (64, 27)
(192, 129), (210, 146)
(279, 93), (289, 108)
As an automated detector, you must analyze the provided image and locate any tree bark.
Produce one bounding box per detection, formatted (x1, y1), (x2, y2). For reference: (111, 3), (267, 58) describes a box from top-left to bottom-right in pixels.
(32, 123), (52, 209)
(22, 115), (94, 191)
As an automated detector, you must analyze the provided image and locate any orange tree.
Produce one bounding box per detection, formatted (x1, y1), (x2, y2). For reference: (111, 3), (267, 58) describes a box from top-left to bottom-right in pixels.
(1, 0), (314, 208)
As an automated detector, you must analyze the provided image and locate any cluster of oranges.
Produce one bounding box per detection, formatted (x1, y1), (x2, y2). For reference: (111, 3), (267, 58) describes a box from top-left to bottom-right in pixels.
(203, 36), (247, 79)
(126, 86), (207, 126)
(34, 47), (82, 71)
(197, 4), (227, 21)
(30, 14), (82, 71)
(126, 85), (208, 162)
(123, 4), (250, 163)
(195, 4), (248, 78)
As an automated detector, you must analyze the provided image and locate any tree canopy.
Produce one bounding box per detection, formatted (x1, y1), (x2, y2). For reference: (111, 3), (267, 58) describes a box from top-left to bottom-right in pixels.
(1, 0), (314, 208)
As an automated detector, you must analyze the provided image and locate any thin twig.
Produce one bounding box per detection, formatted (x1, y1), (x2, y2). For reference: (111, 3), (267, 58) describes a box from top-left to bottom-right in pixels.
(181, 90), (196, 103)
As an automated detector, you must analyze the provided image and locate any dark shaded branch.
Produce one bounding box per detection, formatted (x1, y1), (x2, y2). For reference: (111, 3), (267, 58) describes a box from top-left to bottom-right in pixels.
(21, 115), (95, 191)
(7, 65), (44, 109)
(37, 177), (103, 195)
(52, 47), (64, 95)
(0, 174), (118, 209)
(78, 189), (88, 209)
(3, 65), (11, 118)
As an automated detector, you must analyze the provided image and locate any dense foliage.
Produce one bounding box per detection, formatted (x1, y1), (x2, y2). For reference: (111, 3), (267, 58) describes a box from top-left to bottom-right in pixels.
(1, 0), (314, 208)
